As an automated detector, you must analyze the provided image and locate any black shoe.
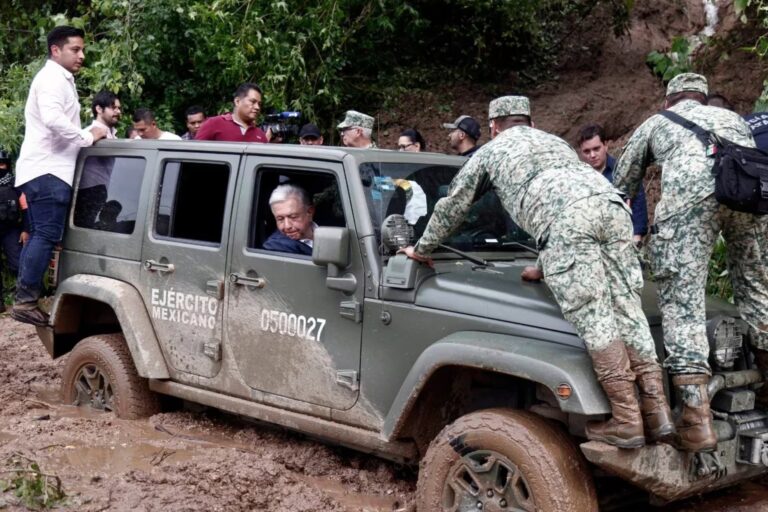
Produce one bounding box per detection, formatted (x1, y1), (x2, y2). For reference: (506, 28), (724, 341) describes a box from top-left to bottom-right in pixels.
(10, 305), (49, 326)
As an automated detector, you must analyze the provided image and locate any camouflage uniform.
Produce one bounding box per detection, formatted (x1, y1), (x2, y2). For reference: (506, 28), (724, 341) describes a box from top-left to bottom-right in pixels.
(614, 73), (768, 376)
(415, 96), (658, 359)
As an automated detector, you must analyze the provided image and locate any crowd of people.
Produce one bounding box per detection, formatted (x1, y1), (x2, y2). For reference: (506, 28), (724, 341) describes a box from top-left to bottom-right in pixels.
(1, 25), (767, 460)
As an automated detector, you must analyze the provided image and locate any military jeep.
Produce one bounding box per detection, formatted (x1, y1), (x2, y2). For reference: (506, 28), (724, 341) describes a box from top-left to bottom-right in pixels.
(35, 139), (768, 510)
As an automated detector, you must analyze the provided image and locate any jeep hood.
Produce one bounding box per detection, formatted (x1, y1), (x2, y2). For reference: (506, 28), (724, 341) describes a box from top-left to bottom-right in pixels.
(413, 260), (736, 335)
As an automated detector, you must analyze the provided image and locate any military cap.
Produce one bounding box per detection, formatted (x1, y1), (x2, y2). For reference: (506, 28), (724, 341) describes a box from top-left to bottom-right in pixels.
(666, 73), (708, 96)
(337, 110), (374, 130)
(489, 96), (530, 119)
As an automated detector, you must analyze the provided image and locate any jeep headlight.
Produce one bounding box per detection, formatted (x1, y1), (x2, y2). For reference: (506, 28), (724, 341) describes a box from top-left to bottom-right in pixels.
(707, 317), (744, 371)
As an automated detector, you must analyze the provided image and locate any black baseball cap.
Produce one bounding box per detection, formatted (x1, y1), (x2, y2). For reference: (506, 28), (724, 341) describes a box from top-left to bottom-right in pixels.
(442, 115), (481, 140)
(299, 123), (321, 139)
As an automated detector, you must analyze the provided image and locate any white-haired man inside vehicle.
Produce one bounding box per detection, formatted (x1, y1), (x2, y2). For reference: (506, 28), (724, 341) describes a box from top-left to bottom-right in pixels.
(262, 184), (317, 255)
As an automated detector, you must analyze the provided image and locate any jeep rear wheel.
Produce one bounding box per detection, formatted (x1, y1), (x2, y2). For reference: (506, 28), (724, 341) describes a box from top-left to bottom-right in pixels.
(61, 334), (160, 419)
(417, 408), (597, 512)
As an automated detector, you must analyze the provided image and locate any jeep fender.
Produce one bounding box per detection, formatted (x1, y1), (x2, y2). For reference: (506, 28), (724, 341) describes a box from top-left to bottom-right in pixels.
(382, 331), (609, 439)
(47, 275), (170, 379)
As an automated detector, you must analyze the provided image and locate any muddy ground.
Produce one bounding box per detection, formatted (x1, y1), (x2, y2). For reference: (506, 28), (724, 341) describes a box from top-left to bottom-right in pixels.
(0, 314), (767, 511)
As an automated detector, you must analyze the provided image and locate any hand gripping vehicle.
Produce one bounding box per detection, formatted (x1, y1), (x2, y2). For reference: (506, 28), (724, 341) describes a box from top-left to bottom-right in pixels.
(35, 139), (768, 510)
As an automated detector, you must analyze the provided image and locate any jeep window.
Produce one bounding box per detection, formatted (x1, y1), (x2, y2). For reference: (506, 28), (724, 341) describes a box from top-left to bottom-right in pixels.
(249, 169), (345, 255)
(155, 160), (230, 244)
(73, 156), (146, 233)
(359, 162), (532, 254)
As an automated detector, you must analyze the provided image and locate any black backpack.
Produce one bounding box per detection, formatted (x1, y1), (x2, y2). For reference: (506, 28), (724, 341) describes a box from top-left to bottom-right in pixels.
(659, 110), (768, 215)
(0, 185), (19, 224)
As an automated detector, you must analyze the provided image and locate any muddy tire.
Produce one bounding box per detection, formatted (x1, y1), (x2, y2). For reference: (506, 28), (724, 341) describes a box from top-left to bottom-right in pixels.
(417, 408), (598, 512)
(61, 333), (160, 419)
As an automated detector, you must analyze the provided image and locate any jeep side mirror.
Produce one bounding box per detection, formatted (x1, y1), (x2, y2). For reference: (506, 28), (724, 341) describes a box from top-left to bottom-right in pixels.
(312, 227), (357, 293)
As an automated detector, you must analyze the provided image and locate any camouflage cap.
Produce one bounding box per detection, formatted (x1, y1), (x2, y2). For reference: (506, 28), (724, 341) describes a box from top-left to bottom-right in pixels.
(666, 73), (708, 96)
(488, 96), (530, 119)
(337, 110), (374, 130)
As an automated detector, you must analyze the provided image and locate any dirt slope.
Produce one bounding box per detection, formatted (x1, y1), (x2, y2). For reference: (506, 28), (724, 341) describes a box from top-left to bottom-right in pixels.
(376, 0), (768, 154)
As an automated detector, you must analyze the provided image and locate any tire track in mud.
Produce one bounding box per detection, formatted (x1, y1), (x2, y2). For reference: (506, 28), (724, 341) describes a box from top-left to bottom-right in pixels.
(0, 315), (767, 511)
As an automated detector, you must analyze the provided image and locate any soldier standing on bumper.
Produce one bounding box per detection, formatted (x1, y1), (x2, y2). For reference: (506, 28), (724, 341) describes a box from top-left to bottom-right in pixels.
(614, 73), (768, 453)
(403, 96), (674, 448)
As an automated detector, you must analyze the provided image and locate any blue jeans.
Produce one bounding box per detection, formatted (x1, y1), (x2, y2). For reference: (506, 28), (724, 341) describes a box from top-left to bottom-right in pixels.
(15, 174), (71, 304)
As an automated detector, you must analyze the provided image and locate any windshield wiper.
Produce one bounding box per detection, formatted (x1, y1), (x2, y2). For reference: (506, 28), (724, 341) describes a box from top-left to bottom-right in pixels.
(438, 243), (493, 267)
(502, 241), (539, 254)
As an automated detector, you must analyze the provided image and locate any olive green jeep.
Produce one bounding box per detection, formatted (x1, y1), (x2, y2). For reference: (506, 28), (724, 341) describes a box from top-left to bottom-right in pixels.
(34, 139), (768, 510)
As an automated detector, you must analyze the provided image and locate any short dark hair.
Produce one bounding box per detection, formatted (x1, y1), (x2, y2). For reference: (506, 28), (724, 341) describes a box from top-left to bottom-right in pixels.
(577, 124), (606, 146)
(185, 105), (205, 118)
(47, 26), (85, 57)
(125, 126), (137, 139)
(234, 82), (263, 100)
(400, 128), (427, 151)
(132, 107), (155, 124)
(707, 93), (733, 111)
(91, 90), (119, 117)
(666, 90), (707, 107)
(494, 115), (531, 131)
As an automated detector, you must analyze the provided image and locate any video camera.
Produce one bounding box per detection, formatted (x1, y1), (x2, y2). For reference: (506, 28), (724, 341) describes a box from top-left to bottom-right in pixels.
(262, 110), (301, 141)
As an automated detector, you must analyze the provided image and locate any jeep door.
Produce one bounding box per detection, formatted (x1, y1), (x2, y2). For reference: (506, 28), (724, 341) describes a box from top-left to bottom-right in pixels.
(140, 151), (239, 379)
(225, 155), (363, 410)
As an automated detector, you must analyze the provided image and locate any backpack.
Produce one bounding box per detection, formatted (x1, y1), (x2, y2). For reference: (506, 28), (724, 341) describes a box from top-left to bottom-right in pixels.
(659, 110), (768, 215)
(0, 186), (20, 224)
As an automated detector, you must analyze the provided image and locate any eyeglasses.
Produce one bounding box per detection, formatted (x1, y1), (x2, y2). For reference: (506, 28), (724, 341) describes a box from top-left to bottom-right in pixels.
(397, 143), (415, 150)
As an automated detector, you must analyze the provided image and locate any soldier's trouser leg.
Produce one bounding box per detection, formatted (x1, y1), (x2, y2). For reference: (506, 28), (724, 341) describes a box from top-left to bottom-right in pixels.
(720, 203), (768, 352)
(541, 196), (660, 447)
(720, 201), (768, 406)
(649, 199), (718, 376)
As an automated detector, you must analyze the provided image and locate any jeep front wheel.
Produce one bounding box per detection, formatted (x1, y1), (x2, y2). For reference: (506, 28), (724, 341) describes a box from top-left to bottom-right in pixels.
(61, 334), (160, 419)
(417, 408), (598, 512)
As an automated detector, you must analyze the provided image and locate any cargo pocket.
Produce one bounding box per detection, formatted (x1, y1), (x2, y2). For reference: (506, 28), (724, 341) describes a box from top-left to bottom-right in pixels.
(648, 222), (678, 279)
(618, 244), (645, 294)
(541, 247), (597, 314)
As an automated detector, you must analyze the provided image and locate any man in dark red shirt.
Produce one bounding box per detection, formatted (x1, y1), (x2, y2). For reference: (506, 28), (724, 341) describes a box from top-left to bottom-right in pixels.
(195, 82), (268, 142)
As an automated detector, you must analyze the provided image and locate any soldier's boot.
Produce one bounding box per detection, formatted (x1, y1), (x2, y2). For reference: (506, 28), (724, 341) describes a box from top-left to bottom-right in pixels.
(585, 340), (645, 449)
(672, 374), (718, 453)
(627, 347), (675, 442)
(753, 349), (768, 409)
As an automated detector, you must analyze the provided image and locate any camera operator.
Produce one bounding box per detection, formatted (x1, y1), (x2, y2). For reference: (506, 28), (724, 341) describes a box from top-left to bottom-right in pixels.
(195, 83), (268, 143)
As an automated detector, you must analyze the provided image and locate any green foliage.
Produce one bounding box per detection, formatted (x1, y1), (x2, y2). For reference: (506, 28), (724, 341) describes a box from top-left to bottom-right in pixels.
(706, 235), (734, 301)
(0, 453), (66, 509)
(0, 0), (636, 153)
(646, 36), (694, 83)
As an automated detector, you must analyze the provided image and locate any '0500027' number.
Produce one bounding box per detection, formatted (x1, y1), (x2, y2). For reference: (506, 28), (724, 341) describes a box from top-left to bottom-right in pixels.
(259, 309), (327, 342)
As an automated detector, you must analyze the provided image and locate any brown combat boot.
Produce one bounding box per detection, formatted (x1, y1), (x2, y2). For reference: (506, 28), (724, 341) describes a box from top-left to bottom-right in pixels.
(585, 340), (645, 449)
(672, 374), (717, 453)
(627, 347), (675, 442)
(753, 349), (768, 409)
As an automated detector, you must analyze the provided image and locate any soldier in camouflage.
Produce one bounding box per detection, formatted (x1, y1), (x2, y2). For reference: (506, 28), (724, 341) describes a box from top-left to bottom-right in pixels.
(337, 110), (377, 149)
(403, 95), (674, 449)
(615, 73), (768, 453)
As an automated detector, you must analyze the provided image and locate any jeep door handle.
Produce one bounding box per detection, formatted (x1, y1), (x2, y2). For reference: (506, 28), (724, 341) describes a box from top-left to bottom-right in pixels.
(229, 273), (266, 288)
(144, 259), (175, 273)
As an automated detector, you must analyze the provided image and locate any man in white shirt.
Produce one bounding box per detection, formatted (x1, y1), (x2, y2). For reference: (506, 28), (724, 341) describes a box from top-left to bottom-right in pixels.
(12, 26), (107, 326)
(131, 108), (182, 140)
(74, 90), (121, 228)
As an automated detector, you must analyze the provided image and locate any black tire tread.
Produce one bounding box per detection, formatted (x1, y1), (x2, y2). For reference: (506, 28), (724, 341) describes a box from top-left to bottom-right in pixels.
(61, 333), (160, 419)
(417, 408), (598, 512)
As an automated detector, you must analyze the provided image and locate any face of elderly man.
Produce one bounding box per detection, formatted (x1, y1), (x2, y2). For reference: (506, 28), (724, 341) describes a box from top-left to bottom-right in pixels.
(270, 194), (315, 240)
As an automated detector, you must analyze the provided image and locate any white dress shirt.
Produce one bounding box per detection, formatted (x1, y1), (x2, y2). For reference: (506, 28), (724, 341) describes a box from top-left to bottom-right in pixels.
(15, 60), (95, 187)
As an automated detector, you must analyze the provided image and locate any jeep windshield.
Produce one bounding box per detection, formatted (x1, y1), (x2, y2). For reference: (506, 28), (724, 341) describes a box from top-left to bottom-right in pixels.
(359, 161), (534, 257)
